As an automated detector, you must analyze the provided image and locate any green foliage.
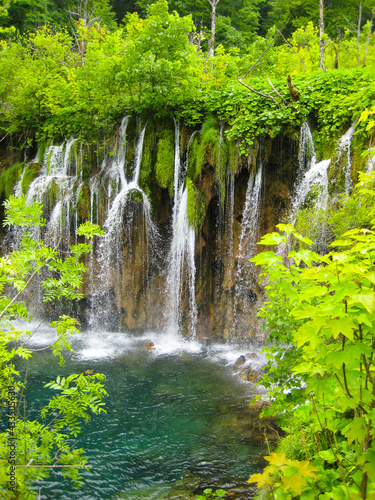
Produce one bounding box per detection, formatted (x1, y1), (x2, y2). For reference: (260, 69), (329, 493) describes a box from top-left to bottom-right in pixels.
(0, 195), (106, 497)
(21, 163), (40, 195)
(295, 171), (375, 253)
(186, 177), (205, 230)
(118, 0), (202, 115)
(196, 488), (227, 500)
(250, 222), (375, 498)
(155, 128), (174, 195)
(249, 452), (318, 497)
(196, 115), (220, 173)
(140, 126), (154, 195)
(0, 163), (23, 199)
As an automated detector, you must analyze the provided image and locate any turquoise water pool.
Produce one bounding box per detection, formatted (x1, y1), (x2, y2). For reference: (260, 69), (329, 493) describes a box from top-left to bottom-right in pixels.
(15, 328), (265, 499)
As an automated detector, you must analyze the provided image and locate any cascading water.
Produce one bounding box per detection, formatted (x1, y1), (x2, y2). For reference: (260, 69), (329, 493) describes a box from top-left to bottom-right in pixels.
(298, 121), (316, 172)
(291, 122), (330, 220)
(336, 124), (355, 195)
(291, 160), (331, 217)
(10, 139), (77, 250)
(89, 119), (158, 330)
(233, 144), (263, 334)
(237, 158), (263, 262)
(165, 119), (197, 336)
(366, 150), (375, 173)
(225, 173), (235, 266)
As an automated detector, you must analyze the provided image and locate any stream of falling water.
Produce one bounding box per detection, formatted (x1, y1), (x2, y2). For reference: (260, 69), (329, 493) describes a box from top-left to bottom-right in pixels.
(336, 123), (356, 195)
(89, 119), (158, 330)
(165, 119), (197, 336)
(291, 122), (330, 220)
(232, 144), (263, 332)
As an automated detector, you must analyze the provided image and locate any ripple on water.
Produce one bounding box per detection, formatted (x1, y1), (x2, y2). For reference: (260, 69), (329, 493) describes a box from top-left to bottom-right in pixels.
(11, 322), (266, 499)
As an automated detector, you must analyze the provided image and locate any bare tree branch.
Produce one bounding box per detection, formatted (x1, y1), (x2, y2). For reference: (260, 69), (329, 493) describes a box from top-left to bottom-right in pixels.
(241, 32), (279, 79)
(267, 78), (288, 106)
(237, 77), (280, 106)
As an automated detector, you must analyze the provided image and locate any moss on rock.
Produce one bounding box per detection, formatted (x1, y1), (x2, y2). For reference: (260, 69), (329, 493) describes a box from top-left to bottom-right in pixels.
(0, 163), (24, 199)
(186, 177), (205, 230)
(155, 129), (174, 196)
(22, 163), (41, 195)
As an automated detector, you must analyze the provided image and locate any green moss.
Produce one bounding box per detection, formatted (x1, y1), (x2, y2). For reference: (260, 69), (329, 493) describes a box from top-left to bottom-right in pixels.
(139, 127), (154, 197)
(22, 163), (41, 195)
(228, 140), (240, 174)
(48, 180), (60, 209)
(77, 183), (90, 223)
(186, 177), (205, 230)
(0, 163), (24, 199)
(129, 189), (143, 203)
(155, 129), (174, 196)
(187, 134), (200, 180)
(38, 142), (47, 164)
(195, 116), (219, 176)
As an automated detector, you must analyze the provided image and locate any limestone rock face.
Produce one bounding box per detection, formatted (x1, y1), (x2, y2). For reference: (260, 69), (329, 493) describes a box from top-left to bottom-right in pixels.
(77, 131), (297, 339)
(2, 119), (299, 339)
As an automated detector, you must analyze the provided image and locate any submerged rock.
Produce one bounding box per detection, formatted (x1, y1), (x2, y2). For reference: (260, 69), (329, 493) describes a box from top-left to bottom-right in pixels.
(168, 472), (257, 499)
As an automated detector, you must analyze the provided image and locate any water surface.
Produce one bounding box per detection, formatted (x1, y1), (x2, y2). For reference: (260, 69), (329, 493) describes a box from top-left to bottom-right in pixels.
(16, 327), (266, 499)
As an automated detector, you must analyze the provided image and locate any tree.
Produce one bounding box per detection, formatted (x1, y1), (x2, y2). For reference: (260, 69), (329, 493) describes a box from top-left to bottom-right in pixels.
(117, 0), (202, 113)
(0, 195), (106, 498)
(319, 0), (326, 70)
(208, 0), (219, 57)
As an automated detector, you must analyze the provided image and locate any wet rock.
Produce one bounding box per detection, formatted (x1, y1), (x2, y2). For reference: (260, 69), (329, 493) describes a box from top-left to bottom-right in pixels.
(233, 353), (266, 384)
(169, 473), (258, 499)
(234, 355), (246, 371)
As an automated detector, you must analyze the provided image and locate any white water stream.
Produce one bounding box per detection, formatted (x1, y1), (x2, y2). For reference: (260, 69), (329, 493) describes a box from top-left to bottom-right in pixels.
(89, 119), (158, 330)
(165, 119), (197, 336)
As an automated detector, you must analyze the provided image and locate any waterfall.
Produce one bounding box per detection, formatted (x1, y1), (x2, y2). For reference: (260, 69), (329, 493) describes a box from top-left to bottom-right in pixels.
(291, 159), (331, 217)
(109, 116), (131, 188)
(336, 124), (355, 194)
(298, 121), (316, 172)
(89, 120), (158, 330)
(217, 121), (225, 208)
(232, 145), (263, 332)
(165, 120), (197, 336)
(366, 149), (375, 173)
(225, 172), (235, 265)
(238, 163), (263, 261)
(290, 123), (330, 220)
(99, 121), (154, 256)
(11, 138), (77, 249)
(14, 148), (40, 198)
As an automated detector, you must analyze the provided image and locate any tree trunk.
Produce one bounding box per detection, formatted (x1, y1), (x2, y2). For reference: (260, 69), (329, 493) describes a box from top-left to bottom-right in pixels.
(319, 0), (326, 70)
(357, 1), (362, 66)
(363, 11), (374, 67)
(208, 0), (219, 58)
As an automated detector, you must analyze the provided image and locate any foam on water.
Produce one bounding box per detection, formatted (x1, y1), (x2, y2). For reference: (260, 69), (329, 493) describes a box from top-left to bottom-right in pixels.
(11, 319), (264, 369)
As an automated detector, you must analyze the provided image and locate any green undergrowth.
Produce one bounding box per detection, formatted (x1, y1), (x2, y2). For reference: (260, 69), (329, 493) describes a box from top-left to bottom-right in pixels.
(155, 127), (174, 196)
(0, 162), (24, 199)
(250, 220), (375, 499)
(295, 171), (375, 253)
(186, 177), (205, 230)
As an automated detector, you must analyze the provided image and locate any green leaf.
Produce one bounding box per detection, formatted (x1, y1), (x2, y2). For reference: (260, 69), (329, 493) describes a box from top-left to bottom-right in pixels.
(348, 292), (375, 313)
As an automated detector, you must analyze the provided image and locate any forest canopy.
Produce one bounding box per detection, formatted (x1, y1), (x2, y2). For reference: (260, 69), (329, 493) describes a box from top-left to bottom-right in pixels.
(0, 0), (374, 151)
